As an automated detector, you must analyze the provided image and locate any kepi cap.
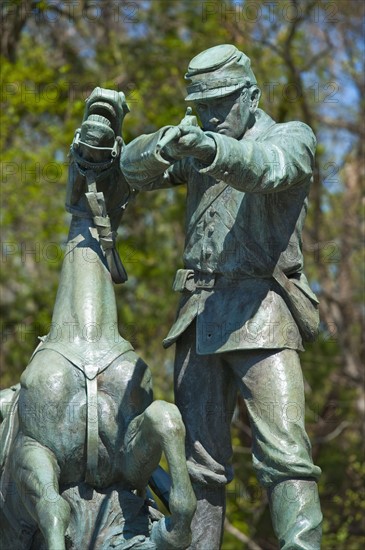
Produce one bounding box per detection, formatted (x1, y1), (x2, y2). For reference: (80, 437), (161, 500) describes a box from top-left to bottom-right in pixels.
(185, 44), (257, 101)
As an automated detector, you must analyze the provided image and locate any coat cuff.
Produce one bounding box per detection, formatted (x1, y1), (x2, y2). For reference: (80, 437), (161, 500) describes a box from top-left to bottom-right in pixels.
(193, 131), (242, 180)
(121, 127), (173, 189)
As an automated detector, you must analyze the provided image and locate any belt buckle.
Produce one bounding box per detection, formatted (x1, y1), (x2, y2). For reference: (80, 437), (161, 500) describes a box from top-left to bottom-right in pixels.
(194, 272), (215, 289)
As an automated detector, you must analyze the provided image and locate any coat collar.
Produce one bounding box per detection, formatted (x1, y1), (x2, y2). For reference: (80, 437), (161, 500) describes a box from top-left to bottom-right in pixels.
(242, 109), (276, 141)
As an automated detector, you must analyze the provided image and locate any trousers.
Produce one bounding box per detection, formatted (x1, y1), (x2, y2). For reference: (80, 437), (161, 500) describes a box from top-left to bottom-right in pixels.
(174, 321), (322, 549)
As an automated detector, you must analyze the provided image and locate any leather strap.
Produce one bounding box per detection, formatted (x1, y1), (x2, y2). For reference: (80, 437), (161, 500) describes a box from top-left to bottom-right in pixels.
(85, 374), (99, 484)
(30, 342), (133, 485)
(84, 171), (128, 284)
(69, 136), (129, 284)
(172, 268), (263, 292)
(29, 340), (133, 380)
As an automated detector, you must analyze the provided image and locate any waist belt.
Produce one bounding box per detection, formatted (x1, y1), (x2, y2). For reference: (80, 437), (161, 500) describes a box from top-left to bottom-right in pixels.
(172, 268), (320, 343)
(172, 269), (263, 292)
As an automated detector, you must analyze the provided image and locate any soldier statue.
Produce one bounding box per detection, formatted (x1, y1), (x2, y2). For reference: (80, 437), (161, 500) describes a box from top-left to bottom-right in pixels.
(121, 44), (322, 549)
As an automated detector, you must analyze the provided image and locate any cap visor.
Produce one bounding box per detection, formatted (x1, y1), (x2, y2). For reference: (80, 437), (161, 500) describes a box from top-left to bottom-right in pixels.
(185, 83), (245, 102)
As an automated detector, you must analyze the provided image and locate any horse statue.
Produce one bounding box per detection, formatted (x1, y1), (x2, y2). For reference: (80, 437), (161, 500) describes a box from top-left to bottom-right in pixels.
(0, 88), (196, 549)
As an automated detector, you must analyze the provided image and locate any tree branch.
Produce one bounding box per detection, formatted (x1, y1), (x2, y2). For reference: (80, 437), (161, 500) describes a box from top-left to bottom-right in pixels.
(314, 421), (351, 444)
(224, 518), (263, 550)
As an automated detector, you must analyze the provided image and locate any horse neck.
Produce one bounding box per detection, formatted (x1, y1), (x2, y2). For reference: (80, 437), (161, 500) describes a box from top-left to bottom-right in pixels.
(49, 215), (118, 345)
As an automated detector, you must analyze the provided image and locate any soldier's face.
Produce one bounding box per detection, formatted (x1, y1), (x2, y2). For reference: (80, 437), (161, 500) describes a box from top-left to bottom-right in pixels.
(195, 88), (251, 139)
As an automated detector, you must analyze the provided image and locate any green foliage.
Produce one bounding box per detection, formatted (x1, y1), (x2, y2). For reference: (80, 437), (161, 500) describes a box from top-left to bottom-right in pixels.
(0, 0), (363, 547)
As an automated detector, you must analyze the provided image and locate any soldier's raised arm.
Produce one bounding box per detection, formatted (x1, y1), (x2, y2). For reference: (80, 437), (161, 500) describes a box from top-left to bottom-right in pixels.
(120, 109), (198, 191)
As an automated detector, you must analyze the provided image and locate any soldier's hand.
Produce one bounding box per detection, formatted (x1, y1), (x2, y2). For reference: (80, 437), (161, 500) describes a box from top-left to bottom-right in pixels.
(162, 125), (216, 163)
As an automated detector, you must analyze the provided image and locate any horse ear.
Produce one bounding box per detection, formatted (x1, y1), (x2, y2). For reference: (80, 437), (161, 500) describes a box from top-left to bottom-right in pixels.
(118, 92), (130, 115)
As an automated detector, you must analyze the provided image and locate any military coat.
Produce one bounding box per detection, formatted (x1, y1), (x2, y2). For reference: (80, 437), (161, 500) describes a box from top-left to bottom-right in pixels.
(121, 109), (319, 354)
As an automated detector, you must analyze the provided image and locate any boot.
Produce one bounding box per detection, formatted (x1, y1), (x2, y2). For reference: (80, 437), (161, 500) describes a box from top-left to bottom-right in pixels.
(268, 479), (322, 549)
(188, 484), (225, 550)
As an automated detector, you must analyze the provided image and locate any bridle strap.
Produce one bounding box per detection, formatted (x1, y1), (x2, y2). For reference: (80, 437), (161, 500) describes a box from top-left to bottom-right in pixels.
(69, 135), (129, 284)
(84, 171), (128, 284)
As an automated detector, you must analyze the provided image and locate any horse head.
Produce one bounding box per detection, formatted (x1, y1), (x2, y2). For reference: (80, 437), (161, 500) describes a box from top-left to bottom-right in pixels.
(66, 88), (133, 283)
(66, 87), (132, 229)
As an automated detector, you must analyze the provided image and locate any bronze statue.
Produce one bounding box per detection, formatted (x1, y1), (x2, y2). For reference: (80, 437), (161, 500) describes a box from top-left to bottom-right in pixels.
(0, 88), (196, 550)
(121, 44), (323, 549)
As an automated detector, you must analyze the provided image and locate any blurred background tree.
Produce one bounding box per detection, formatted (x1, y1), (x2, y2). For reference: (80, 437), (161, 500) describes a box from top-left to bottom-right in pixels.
(1, 1), (363, 548)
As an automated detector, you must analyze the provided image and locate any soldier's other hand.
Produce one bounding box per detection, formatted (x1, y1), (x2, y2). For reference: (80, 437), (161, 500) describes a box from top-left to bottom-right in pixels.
(162, 125), (216, 163)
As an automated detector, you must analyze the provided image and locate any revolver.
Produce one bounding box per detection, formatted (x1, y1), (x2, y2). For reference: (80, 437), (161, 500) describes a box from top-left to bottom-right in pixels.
(155, 107), (198, 153)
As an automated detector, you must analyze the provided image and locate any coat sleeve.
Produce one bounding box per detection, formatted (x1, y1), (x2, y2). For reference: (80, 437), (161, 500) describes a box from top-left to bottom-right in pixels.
(197, 122), (316, 193)
(120, 128), (189, 191)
